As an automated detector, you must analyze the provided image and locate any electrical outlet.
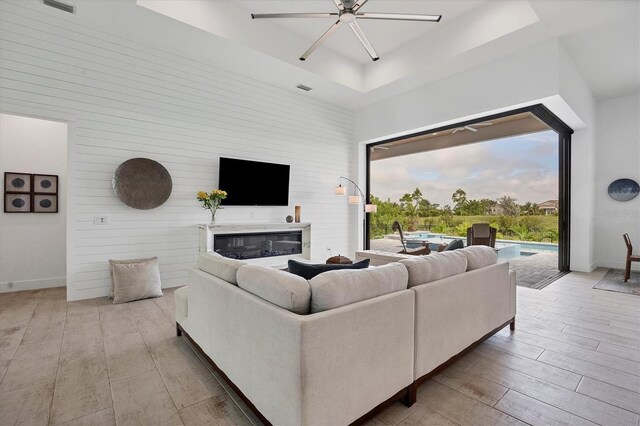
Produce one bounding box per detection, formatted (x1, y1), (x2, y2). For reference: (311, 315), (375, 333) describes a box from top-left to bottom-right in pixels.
(94, 216), (110, 225)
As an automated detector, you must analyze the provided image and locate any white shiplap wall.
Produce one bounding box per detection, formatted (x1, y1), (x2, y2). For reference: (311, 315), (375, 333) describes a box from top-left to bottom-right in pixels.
(0, 0), (356, 300)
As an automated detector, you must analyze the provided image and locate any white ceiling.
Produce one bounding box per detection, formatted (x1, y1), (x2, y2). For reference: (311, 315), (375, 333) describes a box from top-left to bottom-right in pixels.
(138, 0), (639, 107)
(234, 1), (485, 64)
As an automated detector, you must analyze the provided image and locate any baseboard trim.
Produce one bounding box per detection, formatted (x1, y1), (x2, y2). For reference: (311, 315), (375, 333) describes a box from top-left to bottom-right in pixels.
(0, 277), (66, 293)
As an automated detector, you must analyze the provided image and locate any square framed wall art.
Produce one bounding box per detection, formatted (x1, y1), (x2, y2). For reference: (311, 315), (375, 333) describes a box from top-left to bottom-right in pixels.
(4, 193), (32, 213)
(33, 174), (58, 194)
(33, 193), (58, 213)
(4, 172), (32, 193)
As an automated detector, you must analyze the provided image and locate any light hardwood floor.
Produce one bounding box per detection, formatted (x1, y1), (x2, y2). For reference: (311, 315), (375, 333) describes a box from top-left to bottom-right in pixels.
(0, 268), (638, 425)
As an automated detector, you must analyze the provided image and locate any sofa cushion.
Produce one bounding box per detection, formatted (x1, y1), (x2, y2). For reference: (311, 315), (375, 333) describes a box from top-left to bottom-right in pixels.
(398, 251), (467, 287)
(308, 263), (408, 313)
(287, 258), (370, 280)
(461, 246), (498, 271)
(197, 252), (244, 285)
(237, 265), (311, 315)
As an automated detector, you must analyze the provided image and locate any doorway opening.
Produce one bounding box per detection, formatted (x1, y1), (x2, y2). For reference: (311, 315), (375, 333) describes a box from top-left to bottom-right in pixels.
(365, 105), (572, 288)
(0, 113), (68, 295)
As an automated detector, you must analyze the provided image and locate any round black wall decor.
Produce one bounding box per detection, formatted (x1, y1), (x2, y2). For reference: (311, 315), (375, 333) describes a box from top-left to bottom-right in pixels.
(113, 158), (172, 210)
(607, 178), (640, 202)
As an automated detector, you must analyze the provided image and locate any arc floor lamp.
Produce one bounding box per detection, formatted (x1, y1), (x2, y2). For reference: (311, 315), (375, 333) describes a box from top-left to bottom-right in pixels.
(335, 176), (377, 248)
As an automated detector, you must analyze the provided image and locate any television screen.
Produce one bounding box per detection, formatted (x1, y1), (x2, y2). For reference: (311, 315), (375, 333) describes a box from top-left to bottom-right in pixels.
(218, 157), (290, 206)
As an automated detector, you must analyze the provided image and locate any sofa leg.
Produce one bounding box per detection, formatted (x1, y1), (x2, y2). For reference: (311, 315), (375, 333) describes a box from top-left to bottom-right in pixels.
(510, 318), (515, 331)
(176, 323), (182, 337)
(403, 383), (417, 407)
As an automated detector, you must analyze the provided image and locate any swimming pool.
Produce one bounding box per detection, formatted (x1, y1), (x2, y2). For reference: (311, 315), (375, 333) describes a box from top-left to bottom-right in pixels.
(404, 233), (558, 260)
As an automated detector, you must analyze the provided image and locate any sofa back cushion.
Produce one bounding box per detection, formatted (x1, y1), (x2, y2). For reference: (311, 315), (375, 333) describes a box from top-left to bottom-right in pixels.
(197, 252), (245, 285)
(287, 258), (370, 280)
(237, 265), (311, 315)
(461, 246), (498, 271)
(398, 251), (467, 287)
(309, 263), (408, 313)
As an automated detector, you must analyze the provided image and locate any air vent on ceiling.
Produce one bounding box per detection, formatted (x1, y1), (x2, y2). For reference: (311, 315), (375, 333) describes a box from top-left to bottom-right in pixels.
(43, 0), (75, 14)
(296, 84), (312, 92)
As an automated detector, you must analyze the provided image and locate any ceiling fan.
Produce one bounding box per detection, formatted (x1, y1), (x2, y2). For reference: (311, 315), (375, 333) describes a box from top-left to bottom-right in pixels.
(251, 0), (441, 62)
(451, 123), (493, 134)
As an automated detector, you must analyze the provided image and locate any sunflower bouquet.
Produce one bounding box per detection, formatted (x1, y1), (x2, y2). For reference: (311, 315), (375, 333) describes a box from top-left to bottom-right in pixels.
(197, 189), (227, 223)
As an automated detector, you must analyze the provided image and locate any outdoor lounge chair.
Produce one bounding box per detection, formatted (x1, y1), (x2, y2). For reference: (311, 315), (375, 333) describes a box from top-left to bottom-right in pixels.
(623, 233), (640, 282)
(467, 223), (497, 248)
(392, 221), (431, 256)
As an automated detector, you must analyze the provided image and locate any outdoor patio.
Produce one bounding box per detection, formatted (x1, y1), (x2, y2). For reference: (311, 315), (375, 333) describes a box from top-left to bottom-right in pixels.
(369, 238), (559, 289)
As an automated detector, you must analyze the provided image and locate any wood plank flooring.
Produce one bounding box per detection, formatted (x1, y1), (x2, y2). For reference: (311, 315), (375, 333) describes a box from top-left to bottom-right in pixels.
(0, 268), (638, 425)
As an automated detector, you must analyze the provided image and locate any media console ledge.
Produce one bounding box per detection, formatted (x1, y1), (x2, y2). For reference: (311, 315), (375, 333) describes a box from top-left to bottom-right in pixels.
(198, 222), (311, 269)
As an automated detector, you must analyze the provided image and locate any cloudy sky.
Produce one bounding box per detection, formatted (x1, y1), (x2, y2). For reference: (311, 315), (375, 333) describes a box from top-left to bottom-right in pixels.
(370, 130), (558, 207)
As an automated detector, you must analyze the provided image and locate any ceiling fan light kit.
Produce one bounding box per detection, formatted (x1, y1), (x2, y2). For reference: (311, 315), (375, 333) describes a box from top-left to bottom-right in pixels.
(251, 0), (441, 62)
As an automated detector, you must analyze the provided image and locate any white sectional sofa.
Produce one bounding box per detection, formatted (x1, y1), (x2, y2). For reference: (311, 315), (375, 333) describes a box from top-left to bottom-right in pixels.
(175, 246), (516, 426)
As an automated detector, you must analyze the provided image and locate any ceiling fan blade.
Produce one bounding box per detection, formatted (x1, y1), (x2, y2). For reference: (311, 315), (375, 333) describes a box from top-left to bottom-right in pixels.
(348, 21), (379, 61)
(464, 126), (478, 132)
(251, 13), (338, 19)
(332, 0), (345, 11)
(356, 12), (442, 22)
(352, 0), (369, 12)
(300, 20), (342, 61)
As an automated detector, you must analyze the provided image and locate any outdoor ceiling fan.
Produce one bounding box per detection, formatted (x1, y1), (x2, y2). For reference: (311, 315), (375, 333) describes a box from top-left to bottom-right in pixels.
(251, 0), (441, 61)
(451, 123), (493, 134)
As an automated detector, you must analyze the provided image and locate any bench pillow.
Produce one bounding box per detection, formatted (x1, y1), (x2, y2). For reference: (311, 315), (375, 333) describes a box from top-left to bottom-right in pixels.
(309, 263), (408, 314)
(461, 246), (498, 271)
(237, 265), (311, 315)
(398, 251), (467, 287)
(197, 252), (245, 285)
(287, 258), (370, 280)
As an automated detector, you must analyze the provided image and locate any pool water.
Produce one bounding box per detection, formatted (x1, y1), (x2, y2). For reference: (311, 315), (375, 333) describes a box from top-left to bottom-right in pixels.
(405, 233), (558, 260)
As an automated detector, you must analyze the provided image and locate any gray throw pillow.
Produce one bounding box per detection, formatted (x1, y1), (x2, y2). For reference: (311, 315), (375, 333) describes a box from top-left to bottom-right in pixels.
(287, 258), (370, 280)
(108, 256), (158, 298)
(109, 257), (163, 304)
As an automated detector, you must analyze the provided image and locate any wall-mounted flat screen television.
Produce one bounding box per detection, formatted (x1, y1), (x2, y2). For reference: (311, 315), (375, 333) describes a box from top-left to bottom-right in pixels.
(218, 157), (290, 206)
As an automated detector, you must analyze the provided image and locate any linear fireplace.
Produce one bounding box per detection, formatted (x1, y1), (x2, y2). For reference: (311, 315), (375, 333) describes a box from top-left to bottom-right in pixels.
(199, 222), (311, 268)
(214, 230), (302, 260)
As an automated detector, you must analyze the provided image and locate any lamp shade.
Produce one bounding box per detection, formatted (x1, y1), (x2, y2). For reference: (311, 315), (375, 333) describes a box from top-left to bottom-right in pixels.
(348, 195), (360, 204)
(365, 204), (377, 213)
(334, 185), (347, 196)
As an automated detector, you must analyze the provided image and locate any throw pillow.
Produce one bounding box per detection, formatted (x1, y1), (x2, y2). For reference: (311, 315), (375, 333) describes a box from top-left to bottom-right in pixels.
(108, 256), (157, 298)
(109, 257), (163, 304)
(287, 258), (370, 280)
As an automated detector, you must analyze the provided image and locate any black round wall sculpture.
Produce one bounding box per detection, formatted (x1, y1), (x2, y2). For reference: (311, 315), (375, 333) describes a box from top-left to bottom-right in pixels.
(113, 158), (172, 210)
(607, 178), (640, 202)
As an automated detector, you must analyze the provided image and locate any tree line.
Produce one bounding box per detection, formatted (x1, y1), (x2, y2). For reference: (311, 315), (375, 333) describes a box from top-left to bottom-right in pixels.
(370, 188), (558, 243)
